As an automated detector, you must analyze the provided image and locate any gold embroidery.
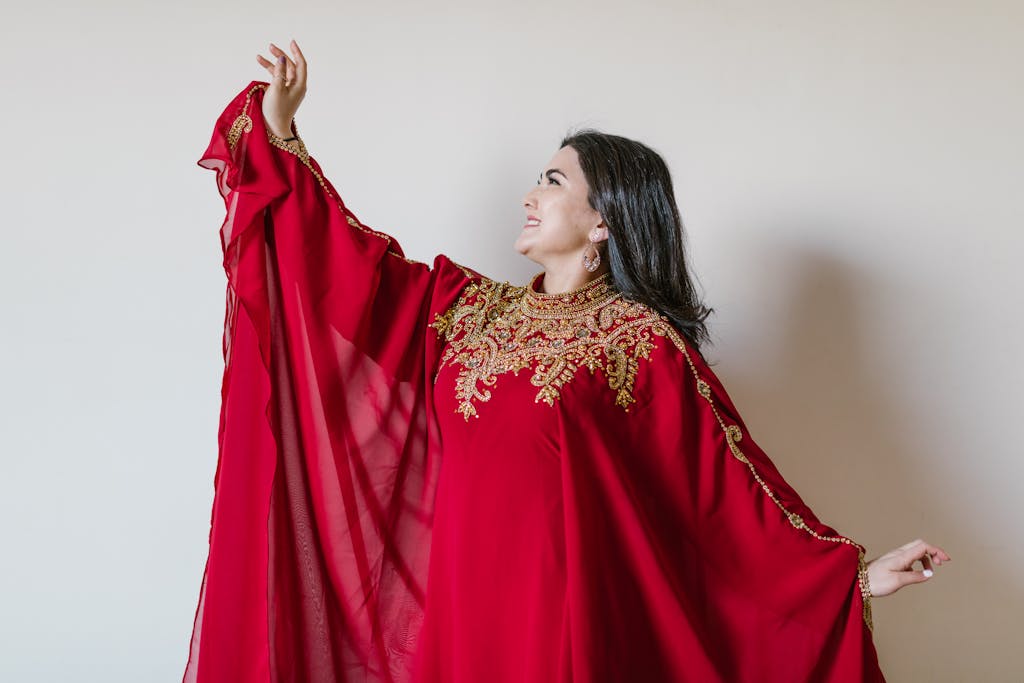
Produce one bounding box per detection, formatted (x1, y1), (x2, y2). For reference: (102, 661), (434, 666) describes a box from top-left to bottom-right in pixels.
(226, 83), (424, 267)
(655, 324), (875, 632)
(858, 553), (874, 633)
(724, 424), (748, 463)
(451, 262), (479, 281)
(429, 266), (875, 631)
(266, 127), (310, 162)
(226, 112), (252, 152)
(429, 272), (668, 421)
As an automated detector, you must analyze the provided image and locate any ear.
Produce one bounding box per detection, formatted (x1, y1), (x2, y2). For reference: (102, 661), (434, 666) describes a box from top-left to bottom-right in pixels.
(592, 222), (610, 243)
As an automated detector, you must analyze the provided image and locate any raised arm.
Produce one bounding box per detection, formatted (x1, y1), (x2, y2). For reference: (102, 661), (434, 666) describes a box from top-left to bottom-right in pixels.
(197, 41), (479, 377)
(184, 49), (481, 682)
(256, 40), (308, 141)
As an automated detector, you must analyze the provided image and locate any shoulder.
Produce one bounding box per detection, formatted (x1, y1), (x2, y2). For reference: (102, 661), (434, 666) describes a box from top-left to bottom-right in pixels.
(426, 265), (525, 340)
(431, 255), (513, 294)
(429, 255), (499, 303)
(593, 297), (726, 418)
(431, 254), (486, 282)
(621, 305), (748, 448)
(603, 296), (694, 367)
(519, 294), (695, 415)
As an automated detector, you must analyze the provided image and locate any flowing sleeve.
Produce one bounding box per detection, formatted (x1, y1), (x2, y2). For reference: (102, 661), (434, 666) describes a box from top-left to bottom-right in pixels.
(183, 81), (479, 683)
(558, 323), (885, 682)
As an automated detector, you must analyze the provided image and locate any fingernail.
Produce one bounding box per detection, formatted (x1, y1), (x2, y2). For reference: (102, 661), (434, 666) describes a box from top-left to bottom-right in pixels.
(279, 55), (286, 63)
(923, 569), (933, 578)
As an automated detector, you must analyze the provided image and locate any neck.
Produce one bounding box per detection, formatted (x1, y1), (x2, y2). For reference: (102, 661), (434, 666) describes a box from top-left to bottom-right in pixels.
(538, 265), (611, 295)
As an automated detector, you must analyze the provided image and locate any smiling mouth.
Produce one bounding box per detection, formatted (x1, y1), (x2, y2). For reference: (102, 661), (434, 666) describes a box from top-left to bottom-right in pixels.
(524, 219), (541, 229)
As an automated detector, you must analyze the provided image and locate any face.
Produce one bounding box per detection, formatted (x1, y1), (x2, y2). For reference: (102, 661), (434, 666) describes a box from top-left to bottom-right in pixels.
(516, 145), (608, 270)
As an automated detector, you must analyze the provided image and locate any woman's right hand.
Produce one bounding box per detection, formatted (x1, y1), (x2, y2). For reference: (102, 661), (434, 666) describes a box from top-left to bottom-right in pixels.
(256, 40), (308, 138)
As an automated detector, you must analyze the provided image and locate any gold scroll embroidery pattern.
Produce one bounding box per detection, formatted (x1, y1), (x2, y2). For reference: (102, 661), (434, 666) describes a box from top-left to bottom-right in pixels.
(655, 324), (875, 633)
(429, 269), (874, 631)
(226, 83), (424, 267)
(428, 274), (672, 422)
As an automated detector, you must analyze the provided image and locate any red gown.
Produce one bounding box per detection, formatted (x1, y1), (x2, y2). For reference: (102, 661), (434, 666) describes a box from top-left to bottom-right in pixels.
(183, 80), (886, 683)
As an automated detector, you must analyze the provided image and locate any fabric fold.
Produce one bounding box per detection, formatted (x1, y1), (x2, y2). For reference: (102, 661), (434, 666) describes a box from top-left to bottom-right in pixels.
(184, 81), (473, 683)
(184, 80), (885, 683)
(558, 322), (882, 681)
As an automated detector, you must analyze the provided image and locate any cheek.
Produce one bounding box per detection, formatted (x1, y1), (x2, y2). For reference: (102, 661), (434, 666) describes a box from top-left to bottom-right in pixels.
(559, 189), (594, 220)
(546, 195), (585, 227)
(541, 200), (573, 232)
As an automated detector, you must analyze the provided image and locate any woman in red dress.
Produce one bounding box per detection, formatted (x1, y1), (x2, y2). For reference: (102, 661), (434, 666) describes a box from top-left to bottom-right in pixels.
(182, 40), (951, 682)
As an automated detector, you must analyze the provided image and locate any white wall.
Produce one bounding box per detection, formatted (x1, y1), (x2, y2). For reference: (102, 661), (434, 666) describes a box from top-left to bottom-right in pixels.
(1, 1), (1019, 680)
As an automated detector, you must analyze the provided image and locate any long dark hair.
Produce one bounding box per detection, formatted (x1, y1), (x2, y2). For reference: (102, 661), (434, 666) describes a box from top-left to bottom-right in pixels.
(560, 128), (715, 357)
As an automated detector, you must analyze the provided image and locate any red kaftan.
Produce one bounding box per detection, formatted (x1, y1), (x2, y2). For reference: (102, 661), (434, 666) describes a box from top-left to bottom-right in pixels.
(183, 81), (886, 682)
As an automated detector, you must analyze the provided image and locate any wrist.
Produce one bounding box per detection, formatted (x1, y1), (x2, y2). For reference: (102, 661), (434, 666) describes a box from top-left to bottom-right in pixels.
(267, 119), (294, 139)
(269, 126), (293, 139)
(266, 124), (308, 162)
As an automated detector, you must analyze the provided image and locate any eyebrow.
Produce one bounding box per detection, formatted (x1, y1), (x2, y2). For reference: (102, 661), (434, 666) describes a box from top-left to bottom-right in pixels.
(538, 169), (567, 181)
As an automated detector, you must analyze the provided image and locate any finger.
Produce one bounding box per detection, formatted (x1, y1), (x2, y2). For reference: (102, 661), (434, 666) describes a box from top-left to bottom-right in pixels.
(273, 53), (287, 87)
(911, 539), (950, 567)
(256, 54), (276, 75)
(291, 39), (307, 88)
(899, 538), (946, 566)
(269, 43), (296, 82)
(895, 545), (921, 570)
(898, 538), (924, 551)
(900, 546), (940, 579)
(899, 568), (932, 588)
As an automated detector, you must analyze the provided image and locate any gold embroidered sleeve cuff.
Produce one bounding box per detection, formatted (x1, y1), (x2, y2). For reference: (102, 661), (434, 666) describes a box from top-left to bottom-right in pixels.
(857, 551), (874, 633)
(267, 123), (309, 163)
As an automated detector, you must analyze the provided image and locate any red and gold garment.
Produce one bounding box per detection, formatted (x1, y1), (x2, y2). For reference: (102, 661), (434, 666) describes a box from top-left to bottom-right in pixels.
(182, 81), (886, 683)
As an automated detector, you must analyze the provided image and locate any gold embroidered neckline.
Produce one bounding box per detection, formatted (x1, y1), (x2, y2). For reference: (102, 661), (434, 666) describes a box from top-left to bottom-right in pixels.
(521, 271), (618, 318)
(429, 271), (657, 421)
(429, 272), (874, 632)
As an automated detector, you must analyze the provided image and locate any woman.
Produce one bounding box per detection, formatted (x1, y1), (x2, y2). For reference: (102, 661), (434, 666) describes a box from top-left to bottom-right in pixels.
(183, 40), (950, 683)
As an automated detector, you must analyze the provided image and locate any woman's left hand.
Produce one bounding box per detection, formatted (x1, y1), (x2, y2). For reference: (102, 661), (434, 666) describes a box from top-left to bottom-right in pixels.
(866, 538), (951, 598)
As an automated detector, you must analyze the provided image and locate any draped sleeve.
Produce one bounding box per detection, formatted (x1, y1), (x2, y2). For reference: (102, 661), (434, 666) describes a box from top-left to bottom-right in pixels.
(183, 81), (478, 683)
(557, 321), (885, 682)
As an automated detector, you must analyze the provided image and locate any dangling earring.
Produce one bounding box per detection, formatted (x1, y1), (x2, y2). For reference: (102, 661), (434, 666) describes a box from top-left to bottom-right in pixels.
(582, 227), (602, 272)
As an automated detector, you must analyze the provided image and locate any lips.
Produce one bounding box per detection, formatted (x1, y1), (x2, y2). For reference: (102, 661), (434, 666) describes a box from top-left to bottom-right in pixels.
(524, 216), (541, 229)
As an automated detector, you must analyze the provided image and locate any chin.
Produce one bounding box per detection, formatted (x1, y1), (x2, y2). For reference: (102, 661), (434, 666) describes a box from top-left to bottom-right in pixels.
(515, 232), (551, 263)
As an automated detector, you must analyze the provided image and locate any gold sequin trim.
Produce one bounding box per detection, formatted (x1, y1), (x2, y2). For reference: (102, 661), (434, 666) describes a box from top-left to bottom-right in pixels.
(658, 324), (874, 633)
(429, 272), (668, 421)
(265, 127), (309, 163)
(226, 112), (252, 151)
(226, 83), (424, 267)
(452, 262), (479, 281)
(858, 553), (874, 633)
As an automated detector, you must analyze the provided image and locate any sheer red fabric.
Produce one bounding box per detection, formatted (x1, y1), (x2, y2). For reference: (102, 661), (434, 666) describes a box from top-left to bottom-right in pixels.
(183, 81), (886, 682)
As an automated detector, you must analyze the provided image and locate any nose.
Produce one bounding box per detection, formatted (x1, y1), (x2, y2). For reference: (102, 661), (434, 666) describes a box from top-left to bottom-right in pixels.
(523, 185), (538, 210)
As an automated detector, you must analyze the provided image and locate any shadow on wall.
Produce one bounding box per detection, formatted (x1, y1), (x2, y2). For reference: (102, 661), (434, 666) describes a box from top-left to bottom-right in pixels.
(703, 234), (1009, 679)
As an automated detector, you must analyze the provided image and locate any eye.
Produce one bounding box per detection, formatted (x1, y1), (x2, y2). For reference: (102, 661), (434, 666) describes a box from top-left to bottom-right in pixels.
(536, 176), (560, 186)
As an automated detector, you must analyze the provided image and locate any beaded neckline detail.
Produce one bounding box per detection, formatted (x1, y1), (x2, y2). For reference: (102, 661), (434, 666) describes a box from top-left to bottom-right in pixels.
(521, 271), (618, 318)
(428, 271), (664, 420)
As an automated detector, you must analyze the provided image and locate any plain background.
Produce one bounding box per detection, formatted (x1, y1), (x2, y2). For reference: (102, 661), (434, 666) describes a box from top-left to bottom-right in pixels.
(1, 1), (1020, 680)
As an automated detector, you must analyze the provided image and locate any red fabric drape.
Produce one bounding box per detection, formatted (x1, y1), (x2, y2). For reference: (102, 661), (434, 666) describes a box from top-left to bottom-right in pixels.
(183, 81), (886, 682)
(184, 81), (474, 682)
